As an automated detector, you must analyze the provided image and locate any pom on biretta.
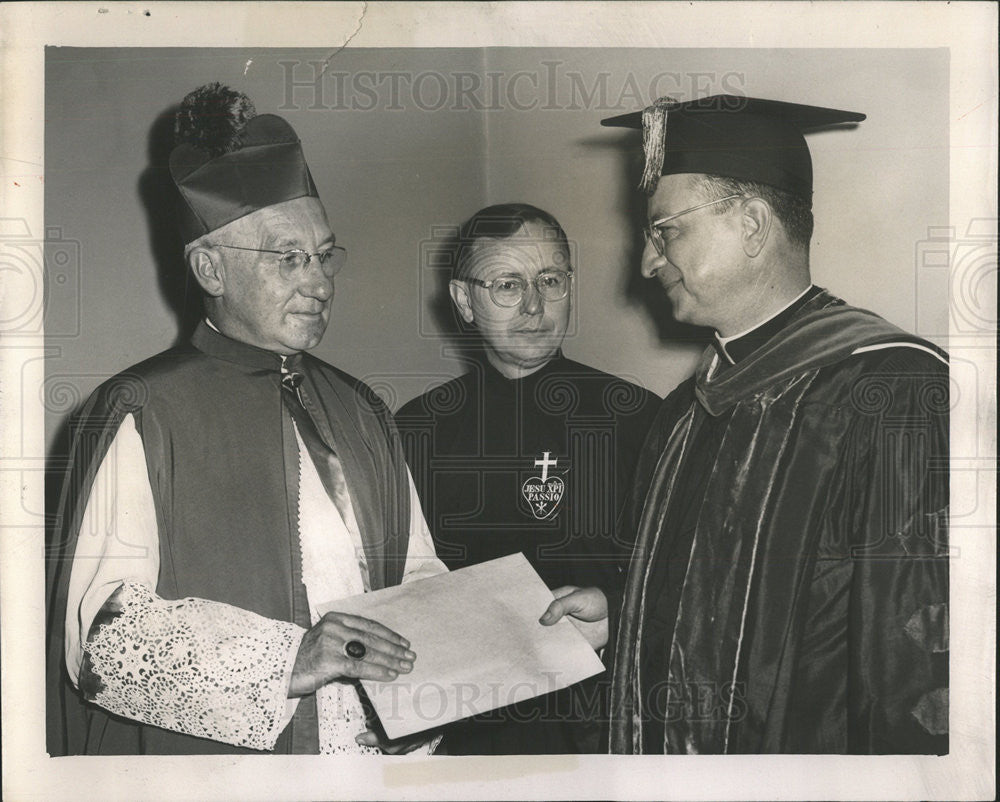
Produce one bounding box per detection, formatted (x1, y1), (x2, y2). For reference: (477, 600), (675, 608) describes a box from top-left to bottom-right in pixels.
(169, 83), (319, 243)
(601, 95), (866, 197)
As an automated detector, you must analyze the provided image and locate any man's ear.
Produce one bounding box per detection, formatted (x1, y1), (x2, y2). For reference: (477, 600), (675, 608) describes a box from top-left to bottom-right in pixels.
(449, 279), (475, 325)
(188, 247), (226, 297)
(740, 198), (772, 259)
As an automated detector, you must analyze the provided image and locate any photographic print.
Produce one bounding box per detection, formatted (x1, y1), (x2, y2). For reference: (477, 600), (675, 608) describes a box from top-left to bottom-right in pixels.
(1, 3), (995, 800)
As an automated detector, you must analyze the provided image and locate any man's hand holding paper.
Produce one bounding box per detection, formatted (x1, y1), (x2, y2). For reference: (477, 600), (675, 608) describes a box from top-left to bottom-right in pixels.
(540, 586), (610, 650)
(288, 611), (416, 697)
(318, 553), (606, 740)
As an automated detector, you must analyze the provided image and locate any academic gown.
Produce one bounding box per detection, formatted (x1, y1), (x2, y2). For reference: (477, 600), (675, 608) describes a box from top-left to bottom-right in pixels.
(609, 288), (949, 754)
(396, 354), (661, 754)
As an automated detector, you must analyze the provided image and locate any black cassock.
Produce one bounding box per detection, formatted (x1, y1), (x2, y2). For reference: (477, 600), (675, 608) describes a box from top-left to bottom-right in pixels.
(396, 353), (660, 754)
(609, 289), (949, 754)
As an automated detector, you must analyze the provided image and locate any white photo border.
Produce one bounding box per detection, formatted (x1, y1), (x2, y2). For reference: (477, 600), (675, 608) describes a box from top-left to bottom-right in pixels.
(1, 3), (995, 800)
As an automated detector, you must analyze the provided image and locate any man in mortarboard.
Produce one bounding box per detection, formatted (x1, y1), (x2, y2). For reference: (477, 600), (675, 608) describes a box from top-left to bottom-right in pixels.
(46, 84), (446, 755)
(542, 95), (949, 754)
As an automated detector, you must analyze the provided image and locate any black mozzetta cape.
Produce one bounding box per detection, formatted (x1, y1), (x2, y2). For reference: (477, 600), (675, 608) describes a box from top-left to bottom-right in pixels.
(610, 290), (949, 754)
(396, 355), (660, 753)
(46, 322), (412, 754)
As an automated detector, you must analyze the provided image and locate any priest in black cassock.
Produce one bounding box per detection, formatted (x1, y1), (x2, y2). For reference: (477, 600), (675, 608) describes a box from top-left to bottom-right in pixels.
(396, 203), (661, 753)
(46, 84), (446, 755)
(541, 96), (949, 754)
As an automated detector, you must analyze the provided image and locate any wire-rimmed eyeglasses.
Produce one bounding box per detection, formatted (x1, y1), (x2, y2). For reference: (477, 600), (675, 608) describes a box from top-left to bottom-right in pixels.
(466, 269), (574, 308)
(212, 244), (347, 281)
(644, 194), (742, 257)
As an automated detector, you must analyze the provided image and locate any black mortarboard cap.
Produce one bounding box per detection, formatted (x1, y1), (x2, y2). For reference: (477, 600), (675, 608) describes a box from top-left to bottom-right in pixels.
(601, 95), (865, 197)
(169, 85), (319, 243)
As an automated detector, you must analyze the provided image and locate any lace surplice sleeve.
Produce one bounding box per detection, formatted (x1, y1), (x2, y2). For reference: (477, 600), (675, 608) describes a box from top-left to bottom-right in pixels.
(81, 582), (303, 750)
(65, 413), (306, 751)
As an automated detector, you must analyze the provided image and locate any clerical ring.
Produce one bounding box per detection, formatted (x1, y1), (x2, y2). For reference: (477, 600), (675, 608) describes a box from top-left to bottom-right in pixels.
(343, 640), (367, 660)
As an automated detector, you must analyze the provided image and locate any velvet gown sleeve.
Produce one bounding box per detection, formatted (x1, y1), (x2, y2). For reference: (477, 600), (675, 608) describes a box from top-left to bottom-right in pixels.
(604, 381), (693, 651)
(845, 348), (949, 753)
(785, 348), (950, 753)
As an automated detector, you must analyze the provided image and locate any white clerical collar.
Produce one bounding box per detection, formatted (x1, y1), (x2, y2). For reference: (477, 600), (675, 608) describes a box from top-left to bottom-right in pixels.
(715, 285), (815, 365)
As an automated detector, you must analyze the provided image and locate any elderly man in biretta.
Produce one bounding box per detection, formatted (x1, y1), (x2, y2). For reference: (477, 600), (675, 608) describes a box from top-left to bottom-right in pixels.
(47, 83), (445, 756)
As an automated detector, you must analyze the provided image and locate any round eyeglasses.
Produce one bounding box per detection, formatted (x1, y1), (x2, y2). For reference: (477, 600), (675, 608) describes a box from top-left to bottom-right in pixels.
(644, 194), (742, 257)
(212, 244), (347, 281)
(466, 269), (574, 308)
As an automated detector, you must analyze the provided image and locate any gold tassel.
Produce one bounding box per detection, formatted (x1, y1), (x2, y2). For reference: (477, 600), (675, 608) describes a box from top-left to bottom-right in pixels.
(639, 96), (677, 195)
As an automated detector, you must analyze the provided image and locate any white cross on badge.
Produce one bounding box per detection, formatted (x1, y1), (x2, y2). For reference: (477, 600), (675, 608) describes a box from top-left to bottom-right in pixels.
(521, 451), (566, 520)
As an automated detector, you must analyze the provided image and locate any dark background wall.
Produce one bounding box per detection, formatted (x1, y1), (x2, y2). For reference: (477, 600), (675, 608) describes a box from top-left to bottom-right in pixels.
(44, 47), (949, 451)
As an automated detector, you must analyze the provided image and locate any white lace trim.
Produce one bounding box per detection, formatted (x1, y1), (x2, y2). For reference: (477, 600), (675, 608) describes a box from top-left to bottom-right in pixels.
(85, 582), (304, 751)
(314, 682), (380, 754)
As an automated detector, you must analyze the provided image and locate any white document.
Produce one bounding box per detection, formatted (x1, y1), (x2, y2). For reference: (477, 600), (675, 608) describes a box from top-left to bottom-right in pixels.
(318, 552), (606, 739)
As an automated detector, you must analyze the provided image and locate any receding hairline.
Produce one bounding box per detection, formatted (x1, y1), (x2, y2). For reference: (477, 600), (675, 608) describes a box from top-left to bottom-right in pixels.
(455, 205), (570, 281)
(457, 223), (572, 282)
